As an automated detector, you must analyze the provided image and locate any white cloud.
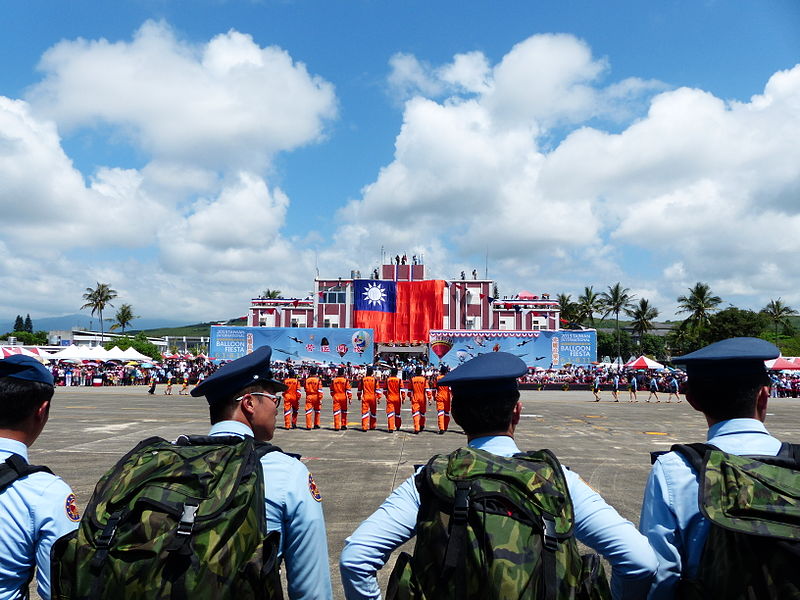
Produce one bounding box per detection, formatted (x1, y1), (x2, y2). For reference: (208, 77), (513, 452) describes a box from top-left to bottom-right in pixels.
(336, 34), (800, 317)
(27, 20), (337, 171)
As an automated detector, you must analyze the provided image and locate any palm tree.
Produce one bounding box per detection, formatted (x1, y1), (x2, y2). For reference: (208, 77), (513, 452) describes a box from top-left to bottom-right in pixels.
(577, 286), (604, 327)
(557, 293), (579, 325)
(600, 283), (635, 359)
(81, 283), (118, 343)
(676, 282), (722, 334)
(761, 298), (797, 341)
(626, 298), (659, 341)
(110, 303), (138, 333)
(261, 289), (282, 299)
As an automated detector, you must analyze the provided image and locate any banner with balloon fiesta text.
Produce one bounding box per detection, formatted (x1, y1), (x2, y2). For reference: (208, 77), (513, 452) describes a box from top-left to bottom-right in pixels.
(210, 326), (374, 364)
(428, 329), (596, 369)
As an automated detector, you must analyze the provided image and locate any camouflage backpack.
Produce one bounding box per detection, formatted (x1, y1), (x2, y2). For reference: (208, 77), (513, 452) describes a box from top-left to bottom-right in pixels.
(50, 435), (283, 600)
(672, 442), (800, 600)
(386, 447), (611, 600)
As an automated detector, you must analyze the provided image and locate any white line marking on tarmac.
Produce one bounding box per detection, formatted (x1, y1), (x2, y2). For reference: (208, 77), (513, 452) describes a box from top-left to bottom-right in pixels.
(519, 414), (543, 418)
(82, 423), (136, 434)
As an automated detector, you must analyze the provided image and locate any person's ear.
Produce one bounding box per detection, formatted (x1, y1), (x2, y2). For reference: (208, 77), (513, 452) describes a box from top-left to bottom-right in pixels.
(239, 393), (257, 418)
(755, 385), (769, 421)
(33, 400), (50, 428)
(511, 401), (522, 426)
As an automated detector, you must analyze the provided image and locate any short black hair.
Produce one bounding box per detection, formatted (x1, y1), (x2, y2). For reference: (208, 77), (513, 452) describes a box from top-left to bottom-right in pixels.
(209, 381), (273, 424)
(450, 386), (520, 435)
(0, 377), (54, 427)
(687, 371), (770, 421)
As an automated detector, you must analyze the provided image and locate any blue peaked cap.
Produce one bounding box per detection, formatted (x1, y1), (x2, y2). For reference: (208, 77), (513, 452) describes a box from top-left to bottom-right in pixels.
(0, 355), (54, 386)
(673, 337), (779, 379)
(438, 352), (527, 391)
(191, 346), (287, 405)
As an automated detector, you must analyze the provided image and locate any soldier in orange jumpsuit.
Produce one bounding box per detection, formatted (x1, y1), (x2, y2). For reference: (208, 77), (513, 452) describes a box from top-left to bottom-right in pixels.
(330, 367), (351, 431)
(410, 367), (430, 434)
(304, 367), (323, 429)
(358, 366), (379, 431)
(283, 368), (301, 429)
(385, 368), (405, 432)
(435, 365), (452, 434)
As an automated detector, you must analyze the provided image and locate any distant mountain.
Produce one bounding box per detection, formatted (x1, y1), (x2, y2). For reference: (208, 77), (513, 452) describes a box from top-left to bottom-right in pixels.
(0, 314), (185, 335)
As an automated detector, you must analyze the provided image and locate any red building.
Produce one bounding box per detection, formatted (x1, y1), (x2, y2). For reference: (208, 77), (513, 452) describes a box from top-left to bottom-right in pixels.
(248, 261), (561, 343)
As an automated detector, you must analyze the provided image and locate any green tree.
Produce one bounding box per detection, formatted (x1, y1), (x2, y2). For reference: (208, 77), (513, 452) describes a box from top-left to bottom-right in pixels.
(704, 307), (768, 344)
(600, 283), (635, 359)
(577, 286), (604, 327)
(24, 314), (33, 333)
(103, 332), (162, 361)
(13, 315), (24, 332)
(597, 330), (633, 362)
(666, 326), (701, 357)
(676, 282), (722, 335)
(626, 298), (659, 340)
(261, 289), (282, 299)
(1, 331), (48, 345)
(110, 303), (139, 333)
(639, 334), (667, 361)
(761, 298), (797, 342)
(81, 282), (118, 343)
(557, 293), (580, 324)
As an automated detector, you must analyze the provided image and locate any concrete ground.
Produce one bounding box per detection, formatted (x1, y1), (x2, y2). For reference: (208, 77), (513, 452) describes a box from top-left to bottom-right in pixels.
(30, 386), (800, 598)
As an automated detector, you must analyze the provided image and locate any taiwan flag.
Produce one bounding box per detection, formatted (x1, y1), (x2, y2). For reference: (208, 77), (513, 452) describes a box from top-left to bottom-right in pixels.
(353, 280), (397, 342)
(354, 279), (445, 343)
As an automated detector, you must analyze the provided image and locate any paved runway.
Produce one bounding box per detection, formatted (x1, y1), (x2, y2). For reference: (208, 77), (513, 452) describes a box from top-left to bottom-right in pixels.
(30, 386), (800, 598)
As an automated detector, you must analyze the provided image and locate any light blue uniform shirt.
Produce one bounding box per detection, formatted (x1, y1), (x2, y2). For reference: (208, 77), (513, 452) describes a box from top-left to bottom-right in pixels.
(340, 435), (656, 600)
(639, 418), (781, 599)
(209, 421), (333, 600)
(0, 437), (79, 600)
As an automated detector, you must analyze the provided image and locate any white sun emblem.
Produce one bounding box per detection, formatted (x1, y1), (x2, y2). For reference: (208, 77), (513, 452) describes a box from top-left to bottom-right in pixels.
(362, 283), (388, 307)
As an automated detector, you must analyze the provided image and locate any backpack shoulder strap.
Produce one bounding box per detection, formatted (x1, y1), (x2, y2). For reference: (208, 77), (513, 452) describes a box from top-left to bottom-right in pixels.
(670, 443), (716, 479)
(777, 442), (800, 464)
(0, 454), (54, 493)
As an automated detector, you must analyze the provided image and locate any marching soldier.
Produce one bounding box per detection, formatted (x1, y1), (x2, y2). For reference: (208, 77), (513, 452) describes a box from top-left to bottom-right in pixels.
(358, 367), (379, 431)
(304, 367), (323, 429)
(283, 368), (301, 429)
(385, 369), (405, 432)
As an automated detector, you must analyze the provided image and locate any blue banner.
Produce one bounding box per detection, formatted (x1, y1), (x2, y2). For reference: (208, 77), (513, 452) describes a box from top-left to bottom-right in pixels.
(210, 326), (374, 364)
(428, 330), (596, 368)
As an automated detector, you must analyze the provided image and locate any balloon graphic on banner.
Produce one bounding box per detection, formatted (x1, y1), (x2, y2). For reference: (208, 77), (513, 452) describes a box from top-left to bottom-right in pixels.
(431, 339), (453, 359)
(351, 330), (371, 353)
(337, 344), (349, 357)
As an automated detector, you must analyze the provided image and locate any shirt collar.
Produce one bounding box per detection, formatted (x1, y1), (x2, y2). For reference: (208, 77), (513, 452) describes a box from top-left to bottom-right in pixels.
(707, 418), (769, 440)
(0, 437), (29, 460)
(467, 435), (520, 454)
(209, 420), (254, 438)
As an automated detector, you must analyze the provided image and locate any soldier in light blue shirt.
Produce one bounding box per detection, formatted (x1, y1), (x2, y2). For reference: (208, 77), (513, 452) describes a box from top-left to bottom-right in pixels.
(639, 337), (782, 599)
(0, 355), (80, 600)
(341, 352), (656, 600)
(192, 346), (332, 600)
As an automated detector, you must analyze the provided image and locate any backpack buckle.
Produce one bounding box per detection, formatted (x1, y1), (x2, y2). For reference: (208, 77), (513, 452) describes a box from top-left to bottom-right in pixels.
(541, 514), (558, 552)
(452, 481), (471, 524)
(176, 503), (199, 536)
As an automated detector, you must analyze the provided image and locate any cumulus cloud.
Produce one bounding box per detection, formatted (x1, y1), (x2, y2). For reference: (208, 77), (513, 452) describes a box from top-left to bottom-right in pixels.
(337, 34), (800, 315)
(27, 20), (337, 171)
(2, 22), (339, 322)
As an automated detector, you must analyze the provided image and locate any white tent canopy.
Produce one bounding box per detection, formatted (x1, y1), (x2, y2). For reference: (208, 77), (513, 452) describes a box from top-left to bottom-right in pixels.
(121, 347), (152, 361)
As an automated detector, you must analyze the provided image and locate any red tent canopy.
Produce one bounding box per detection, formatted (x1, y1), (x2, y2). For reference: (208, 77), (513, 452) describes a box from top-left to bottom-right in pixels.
(768, 357), (800, 370)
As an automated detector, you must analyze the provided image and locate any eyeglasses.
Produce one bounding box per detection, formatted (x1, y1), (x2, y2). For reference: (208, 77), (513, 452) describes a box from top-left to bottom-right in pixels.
(235, 392), (281, 407)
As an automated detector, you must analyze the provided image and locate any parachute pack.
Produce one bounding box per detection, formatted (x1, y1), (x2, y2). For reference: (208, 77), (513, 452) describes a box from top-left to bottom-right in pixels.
(672, 442), (800, 600)
(387, 447), (611, 600)
(50, 435), (283, 600)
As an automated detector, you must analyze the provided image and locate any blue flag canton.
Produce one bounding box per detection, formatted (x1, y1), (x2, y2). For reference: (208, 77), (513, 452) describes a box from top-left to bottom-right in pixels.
(353, 280), (396, 313)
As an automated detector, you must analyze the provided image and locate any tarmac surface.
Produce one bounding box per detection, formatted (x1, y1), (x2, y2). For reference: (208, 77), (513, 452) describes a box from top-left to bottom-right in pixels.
(30, 386), (800, 599)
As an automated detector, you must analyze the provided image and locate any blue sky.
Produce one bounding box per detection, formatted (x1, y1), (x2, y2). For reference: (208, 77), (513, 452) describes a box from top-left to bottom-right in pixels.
(1, 0), (799, 326)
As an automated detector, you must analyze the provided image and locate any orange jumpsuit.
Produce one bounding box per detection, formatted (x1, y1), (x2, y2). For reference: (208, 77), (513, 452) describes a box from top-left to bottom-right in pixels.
(331, 376), (351, 430)
(304, 375), (322, 429)
(435, 374), (452, 432)
(411, 375), (429, 432)
(283, 377), (300, 428)
(385, 376), (404, 431)
(359, 375), (379, 431)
